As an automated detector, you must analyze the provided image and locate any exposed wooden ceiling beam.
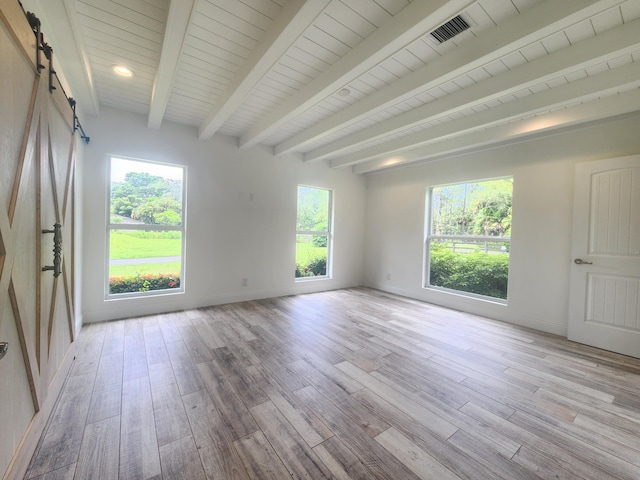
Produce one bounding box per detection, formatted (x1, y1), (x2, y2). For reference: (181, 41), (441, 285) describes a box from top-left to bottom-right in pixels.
(351, 88), (640, 174)
(278, 0), (625, 157)
(198, 0), (330, 140)
(308, 18), (640, 163)
(335, 61), (640, 170)
(238, 0), (477, 149)
(148, 0), (196, 130)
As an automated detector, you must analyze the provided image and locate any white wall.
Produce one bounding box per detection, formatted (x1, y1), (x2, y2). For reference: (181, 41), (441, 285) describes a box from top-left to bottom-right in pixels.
(82, 107), (366, 322)
(364, 113), (640, 336)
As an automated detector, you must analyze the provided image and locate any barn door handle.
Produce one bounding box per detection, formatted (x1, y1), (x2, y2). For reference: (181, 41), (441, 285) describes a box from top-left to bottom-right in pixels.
(42, 223), (62, 277)
(574, 258), (593, 265)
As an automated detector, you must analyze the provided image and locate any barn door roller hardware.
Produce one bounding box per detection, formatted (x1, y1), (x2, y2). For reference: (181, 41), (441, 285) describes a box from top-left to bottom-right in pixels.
(42, 223), (62, 277)
(21, 3), (91, 144)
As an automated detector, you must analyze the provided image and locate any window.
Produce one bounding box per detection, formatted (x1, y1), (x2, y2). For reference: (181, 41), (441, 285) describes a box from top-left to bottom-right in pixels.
(107, 157), (185, 296)
(425, 177), (512, 301)
(295, 186), (332, 279)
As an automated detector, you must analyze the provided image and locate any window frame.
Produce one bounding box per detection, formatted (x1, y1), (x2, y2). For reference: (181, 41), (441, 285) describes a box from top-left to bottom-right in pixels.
(295, 185), (333, 281)
(106, 155), (186, 299)
(424, 176), (512, 303)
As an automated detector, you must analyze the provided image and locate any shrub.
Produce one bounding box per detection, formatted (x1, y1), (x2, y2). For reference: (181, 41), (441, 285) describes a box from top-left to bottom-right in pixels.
(295, 255), (327, 278)
(429, 244), (509, 299)
(109, 273), (180, 294)
(312, 235), (327, 247)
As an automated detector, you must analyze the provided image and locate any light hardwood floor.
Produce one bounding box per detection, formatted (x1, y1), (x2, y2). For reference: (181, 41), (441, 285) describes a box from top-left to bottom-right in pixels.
(26, 288), (640, 479)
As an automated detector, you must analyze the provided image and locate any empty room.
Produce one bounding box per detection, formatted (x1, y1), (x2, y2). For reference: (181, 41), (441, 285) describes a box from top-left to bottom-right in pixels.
(1, 0), (640, 479)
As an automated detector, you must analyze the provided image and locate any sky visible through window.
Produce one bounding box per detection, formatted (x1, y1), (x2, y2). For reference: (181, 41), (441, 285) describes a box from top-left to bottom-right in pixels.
(110, 157), (183, 183)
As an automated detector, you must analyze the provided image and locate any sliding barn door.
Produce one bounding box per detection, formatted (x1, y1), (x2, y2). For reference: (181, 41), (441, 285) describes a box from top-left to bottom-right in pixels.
(0, 2), (77, 478)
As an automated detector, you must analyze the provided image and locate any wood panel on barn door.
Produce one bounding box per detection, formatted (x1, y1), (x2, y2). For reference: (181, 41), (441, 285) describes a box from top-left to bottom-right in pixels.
(0, 1), (77, 479)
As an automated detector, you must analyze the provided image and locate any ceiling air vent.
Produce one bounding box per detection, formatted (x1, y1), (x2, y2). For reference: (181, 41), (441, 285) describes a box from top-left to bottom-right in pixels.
(430, 15), (470, 43)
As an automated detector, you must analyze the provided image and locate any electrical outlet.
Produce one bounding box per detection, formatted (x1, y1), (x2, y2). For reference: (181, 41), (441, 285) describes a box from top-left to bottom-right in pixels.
(241, 278), (248, 287)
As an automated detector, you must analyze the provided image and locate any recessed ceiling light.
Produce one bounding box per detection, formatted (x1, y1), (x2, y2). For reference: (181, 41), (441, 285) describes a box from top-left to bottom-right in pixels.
(337, 88), (351, 96)
(112, 65), (134, 77)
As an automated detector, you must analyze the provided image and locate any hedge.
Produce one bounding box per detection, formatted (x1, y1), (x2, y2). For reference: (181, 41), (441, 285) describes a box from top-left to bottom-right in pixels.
(295, 256), (327, 278)
(109, 273), (180, 294)
(429, 244), (509, 299)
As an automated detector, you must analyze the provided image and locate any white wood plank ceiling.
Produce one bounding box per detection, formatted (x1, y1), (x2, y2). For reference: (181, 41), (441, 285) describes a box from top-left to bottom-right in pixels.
(33, 0), (640, 173)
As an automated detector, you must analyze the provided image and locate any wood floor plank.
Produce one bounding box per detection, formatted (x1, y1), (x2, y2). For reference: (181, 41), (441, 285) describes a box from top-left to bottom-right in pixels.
(143, 325), (170, 366)
(159, 436), (206, 480)
(382, 351), (516, 419)
(120, 376), (161, 480)
(447, 429), (540, 480)
(213, 321), (262, 366)
(148, 364), (192, 447)
(176, 323), (213, 364)
(512, 445), (586, 480)
(533, 388), (640, 431)
(312, 441), (359, 480)
(182, 389), (250, 480)
(28, 288), (640, 480)
(69, 328), (104, 377)
(86, 352), (123, 424)
(572, 413), (640, 452)
(29, 463), (76, 480)
(510, 410), (640, 480)
(295, 385), (423, 480)
(249, 400), (334, 478)
(298, 349), (365, 394)
(459, 400), (618, 480)
(233, 431), (292, 480)
(101, 320), (125, 357)
(503, 367), (615, 404)
(166, 339), (205, 395)
(123, 316), (145, 337)
(368, 368), (523, 459)
(211, 346), (268, 408)
(156, 312), (183, 344)
(261, 382), (334, 448)
(335, 361), (459, 440)
(86, 382), (122, 425)
(73, 416), (120, 480)
(123, 332), (149, 382)
(190, 317), (225, 350)
(290, 360), (391, 438)
(196, 360), (259, 441)
(376, 427), (462, 480)
(351, 388), (501, 480)
(27, 373), (95, 477)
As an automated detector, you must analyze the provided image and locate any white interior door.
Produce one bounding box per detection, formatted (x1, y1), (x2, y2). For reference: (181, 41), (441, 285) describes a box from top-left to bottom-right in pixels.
(568, 155), (640, 358)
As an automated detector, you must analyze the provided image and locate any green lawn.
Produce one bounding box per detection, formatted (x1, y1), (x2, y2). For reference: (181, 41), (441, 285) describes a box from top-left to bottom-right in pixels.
(109, 261), (181, 278)
(110, 231), (181, 259)
(109, 235), (324, 279)
(296, 242), (326, 263)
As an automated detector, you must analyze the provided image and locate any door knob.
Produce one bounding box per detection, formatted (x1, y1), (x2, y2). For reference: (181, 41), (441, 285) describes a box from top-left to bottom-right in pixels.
(574, 258), (593, 265)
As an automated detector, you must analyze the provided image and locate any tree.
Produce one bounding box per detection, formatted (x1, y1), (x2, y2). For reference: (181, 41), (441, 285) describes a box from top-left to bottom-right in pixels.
(466, 178), (512, 236)
(111, 171), (182, 225)
(297, 187), (329, 232)
(131, 198), (182, 225)
(432, 179), (512, 237)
